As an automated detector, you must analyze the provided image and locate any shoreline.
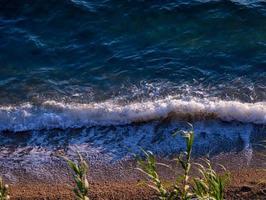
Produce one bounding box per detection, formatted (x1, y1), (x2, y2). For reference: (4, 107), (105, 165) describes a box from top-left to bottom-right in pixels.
(2, 150), (266, 199)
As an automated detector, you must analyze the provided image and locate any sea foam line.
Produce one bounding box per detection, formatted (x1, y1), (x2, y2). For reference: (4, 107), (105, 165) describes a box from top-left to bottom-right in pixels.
(0, 98), (265, 132)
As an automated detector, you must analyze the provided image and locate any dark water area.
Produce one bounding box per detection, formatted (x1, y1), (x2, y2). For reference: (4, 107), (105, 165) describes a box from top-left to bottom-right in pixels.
(0, 0), (265, 104)
(0, 0), (265, 173)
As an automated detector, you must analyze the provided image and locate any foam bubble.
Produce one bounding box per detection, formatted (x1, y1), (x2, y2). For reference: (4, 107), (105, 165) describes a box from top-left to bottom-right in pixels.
(0, 97), (265, 132)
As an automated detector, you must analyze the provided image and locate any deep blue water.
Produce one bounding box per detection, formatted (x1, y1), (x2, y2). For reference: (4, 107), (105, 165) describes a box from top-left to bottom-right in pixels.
(0, 0), (265, 105)
(0, 1), (265, 169)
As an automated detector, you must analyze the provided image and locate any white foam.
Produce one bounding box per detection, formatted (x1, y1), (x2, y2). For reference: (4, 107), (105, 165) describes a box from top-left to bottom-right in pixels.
(0, 97), (265, 132)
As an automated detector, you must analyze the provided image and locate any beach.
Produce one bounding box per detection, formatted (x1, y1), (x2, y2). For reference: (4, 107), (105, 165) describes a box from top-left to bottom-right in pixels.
(0, 1), (266, 199)
(4, 151), (266, 199)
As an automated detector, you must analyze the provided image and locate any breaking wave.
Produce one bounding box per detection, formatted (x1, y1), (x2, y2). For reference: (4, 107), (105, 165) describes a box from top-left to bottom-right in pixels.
(0, 97), (265, 132)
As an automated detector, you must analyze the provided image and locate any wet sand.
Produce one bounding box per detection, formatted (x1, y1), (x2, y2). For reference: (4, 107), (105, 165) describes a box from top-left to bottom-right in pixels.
(3, 150), (266, 200)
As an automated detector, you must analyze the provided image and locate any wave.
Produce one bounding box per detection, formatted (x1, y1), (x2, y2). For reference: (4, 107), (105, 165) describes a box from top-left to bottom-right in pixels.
(0, 97), (265, 132)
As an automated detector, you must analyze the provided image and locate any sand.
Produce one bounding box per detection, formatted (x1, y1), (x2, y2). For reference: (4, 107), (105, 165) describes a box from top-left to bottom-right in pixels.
(7, 169), (266, 200)
(2, 151), (266, 200)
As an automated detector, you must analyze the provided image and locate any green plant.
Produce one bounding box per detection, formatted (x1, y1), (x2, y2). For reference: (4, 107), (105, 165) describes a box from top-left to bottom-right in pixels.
(63, 153), (90, 200)
(137, 150), (169, 200)
(0, 177), (9, 200)
(193, 159), (229, 200)
(137, 125), (229, 200)
(173, 129), (194, 200)
(137, 127), (194, 200)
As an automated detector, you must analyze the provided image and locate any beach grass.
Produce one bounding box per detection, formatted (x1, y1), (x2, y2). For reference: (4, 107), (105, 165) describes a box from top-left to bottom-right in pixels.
(193, 159), (230, 200)
(137, 126), (229, 200)
(0, 177), (9, 200)
(63, 152), (90, 200)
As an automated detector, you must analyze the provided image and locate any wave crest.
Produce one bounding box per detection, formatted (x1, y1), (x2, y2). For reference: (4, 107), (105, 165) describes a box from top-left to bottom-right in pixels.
(0, 98), (265, 132)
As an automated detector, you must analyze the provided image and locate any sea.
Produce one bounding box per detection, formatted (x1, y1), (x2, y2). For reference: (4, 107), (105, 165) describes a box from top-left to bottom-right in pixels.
(0, 0), (265, 175)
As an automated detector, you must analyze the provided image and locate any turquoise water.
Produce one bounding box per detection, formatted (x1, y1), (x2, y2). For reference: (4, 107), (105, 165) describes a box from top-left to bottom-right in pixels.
(0, 1), (265, 167)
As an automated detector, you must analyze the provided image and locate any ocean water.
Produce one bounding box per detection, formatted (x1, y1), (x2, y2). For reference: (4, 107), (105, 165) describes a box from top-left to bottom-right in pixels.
(0, 0), (266, 169)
